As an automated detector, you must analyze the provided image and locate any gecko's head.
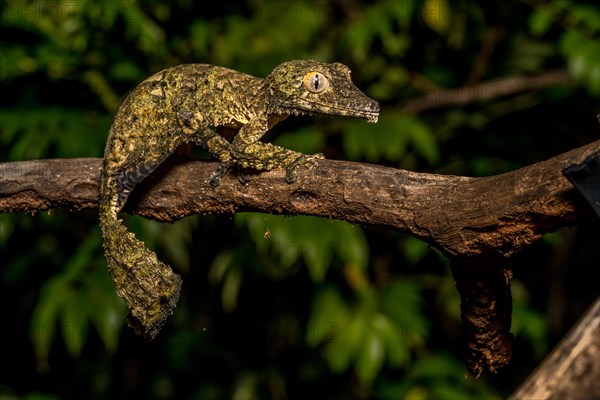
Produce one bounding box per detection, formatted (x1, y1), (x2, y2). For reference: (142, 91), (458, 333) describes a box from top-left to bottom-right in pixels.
(266, 60), (379, 123)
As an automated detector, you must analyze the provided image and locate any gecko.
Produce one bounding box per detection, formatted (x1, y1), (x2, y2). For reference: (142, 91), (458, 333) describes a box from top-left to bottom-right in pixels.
(99, 60), (380, 339)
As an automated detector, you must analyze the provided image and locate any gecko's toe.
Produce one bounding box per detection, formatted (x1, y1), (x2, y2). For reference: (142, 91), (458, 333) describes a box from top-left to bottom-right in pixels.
(209, 161), (232, 187)
(284, 153), (324, 183)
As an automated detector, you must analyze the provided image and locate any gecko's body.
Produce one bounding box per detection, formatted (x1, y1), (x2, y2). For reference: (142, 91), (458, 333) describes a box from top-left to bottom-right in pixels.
(100, 61), (379, 338)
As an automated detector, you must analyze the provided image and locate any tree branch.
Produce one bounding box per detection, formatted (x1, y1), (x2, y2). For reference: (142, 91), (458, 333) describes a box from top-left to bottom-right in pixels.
(2, 140), (597, 258)
(509, 297), (600, 400)
(403, 70), (572, 114)
(1, 139), (598, 375)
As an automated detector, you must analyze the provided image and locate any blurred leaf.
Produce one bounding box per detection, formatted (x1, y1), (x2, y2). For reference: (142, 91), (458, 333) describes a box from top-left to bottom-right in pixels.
(82, 70), (120, 112)
(382, 281), (429, 344)
(560, 30), (600, 95)
(239, 214), (368, 283)
(208, 249), (249, 313)
(60, 292), (89, 357)
(422, 0), (450, 34)
(355, 322), (386, 384)
(369, 65), (409, 100)
(110, 60), (145, 82)
(0, 108), (109, 160)
(511, 280), (548, 357)
(30, 230), (126, 365)
(306, 286), (349, 347)
(373, 313), (409, 367)
(505, 36), (555, 73)
(324, 311), (366, 373)
(273, 127), (326, 154)
(232, 372), (258, 400)
(343, 1), (415, 62)
(312, 279), (427, 381)
(411, 352), (461, 379)
(0, 214), (15, 247)
(138, 216), (197, 273)
(222, 267), (242, 313)
(401, 236), (431, 266)
(88, 265), (126, 353)
(30, 278), (64, 368)
(190, 20), (211, 58)
(343, 113), (439, 165)
(529, 7), (554, 36)
(408, 353), (503, 399)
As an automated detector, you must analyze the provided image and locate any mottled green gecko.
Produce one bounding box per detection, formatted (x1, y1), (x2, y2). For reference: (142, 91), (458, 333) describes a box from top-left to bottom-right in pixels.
(99, 60), (379, 338)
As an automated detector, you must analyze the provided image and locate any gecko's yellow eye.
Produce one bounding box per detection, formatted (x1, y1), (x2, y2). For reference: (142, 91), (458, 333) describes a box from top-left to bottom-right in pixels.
(303, 71), (329, 93)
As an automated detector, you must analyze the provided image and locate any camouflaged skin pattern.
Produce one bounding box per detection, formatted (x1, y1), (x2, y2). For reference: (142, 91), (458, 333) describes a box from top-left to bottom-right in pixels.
(99, 60), (379, 339)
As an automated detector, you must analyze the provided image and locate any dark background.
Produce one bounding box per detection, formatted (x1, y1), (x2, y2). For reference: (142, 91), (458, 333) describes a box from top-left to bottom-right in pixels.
(1, 1), (599, 399)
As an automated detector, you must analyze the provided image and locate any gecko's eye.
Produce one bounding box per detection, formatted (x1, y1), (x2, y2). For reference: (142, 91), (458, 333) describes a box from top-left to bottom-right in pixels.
(303, 71), (329, 93)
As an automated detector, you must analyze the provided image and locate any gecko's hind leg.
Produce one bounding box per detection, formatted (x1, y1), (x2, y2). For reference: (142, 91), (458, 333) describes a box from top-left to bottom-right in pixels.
(202, 133), (235, 187)
(208, 160), (233, 187)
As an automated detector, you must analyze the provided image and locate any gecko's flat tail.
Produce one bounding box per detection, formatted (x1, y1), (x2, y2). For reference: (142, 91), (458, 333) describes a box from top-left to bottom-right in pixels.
(100, 213), (182, 340)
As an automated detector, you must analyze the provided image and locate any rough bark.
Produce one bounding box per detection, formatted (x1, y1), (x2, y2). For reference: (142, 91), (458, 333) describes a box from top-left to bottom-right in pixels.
(509, 297), (600, 400)
(2, 141), (597, 256)
(451, 258), (514, 377)
(1, 139), (599, 375)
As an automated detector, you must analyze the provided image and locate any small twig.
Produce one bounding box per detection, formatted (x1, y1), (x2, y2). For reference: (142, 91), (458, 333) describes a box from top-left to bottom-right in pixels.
(402, 70), (572, 114)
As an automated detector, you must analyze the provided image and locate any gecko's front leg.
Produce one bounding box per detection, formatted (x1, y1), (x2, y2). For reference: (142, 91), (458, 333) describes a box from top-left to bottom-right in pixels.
(229, 119), (324, 183)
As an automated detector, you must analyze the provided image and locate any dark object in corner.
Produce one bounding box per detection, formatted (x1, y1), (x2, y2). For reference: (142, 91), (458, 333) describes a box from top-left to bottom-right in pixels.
(563, 151), (600, 218)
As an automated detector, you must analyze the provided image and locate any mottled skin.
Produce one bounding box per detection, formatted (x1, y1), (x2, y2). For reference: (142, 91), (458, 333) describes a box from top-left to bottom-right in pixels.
(100, 60), (379, 338)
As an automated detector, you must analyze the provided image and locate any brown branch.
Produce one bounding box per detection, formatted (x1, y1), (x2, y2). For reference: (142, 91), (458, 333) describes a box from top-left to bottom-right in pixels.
(509, 297), (600, 400)
(403, 70), (572, 114)
(1, 139), (598, 375)
(2, 140), (596, 257)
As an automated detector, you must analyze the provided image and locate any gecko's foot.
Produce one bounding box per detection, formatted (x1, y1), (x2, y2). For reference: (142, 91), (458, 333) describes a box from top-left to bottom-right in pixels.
(236, 170), (252, 185)
(209, 161), (232, 187)
(284, 153), (324, 183)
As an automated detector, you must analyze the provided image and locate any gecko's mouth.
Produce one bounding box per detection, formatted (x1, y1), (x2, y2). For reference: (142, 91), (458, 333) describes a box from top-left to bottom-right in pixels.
(327, 106), (380, 124)
(362, 111), (379, 123)
(294, 99), (380, 124)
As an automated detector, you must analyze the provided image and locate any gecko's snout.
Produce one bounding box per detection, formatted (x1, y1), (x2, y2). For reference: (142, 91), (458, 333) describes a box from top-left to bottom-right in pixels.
(363, 98), (380, 123)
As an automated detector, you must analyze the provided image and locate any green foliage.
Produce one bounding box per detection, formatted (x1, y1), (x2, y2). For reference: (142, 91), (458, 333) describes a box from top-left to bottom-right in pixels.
(273, 126), (326, 154)
(29, 229), (126, 369)
(343, 0), (414, 63)
(344, 113), (440, 165)
(0, 108), (109, 160)
(405, 353), (503, 400)
(1, 0), (598, 398)
(293, 237), (436, 387)
(307, 280), (429, 385)
(242, 214), (368, 281)
(511, 280), (548, 358)
(375, 352), (504, 400)
(127, 215), (198, 274)
(529, 1), (600, 95)
(208, 214), (368, 313)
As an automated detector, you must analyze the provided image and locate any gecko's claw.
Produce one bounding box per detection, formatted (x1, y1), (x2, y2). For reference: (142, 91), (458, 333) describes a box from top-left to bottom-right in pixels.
(209, 161), (232, 187)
